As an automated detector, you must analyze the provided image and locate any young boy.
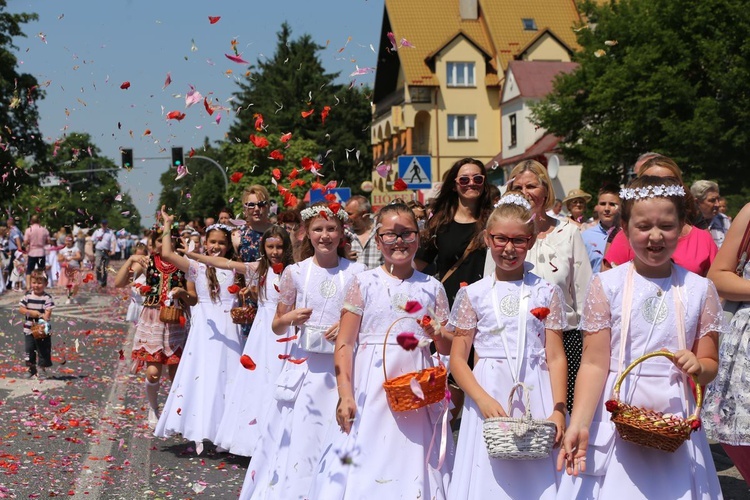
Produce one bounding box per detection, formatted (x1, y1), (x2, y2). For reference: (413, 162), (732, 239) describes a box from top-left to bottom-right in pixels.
(19, 269), (55, 378)
(581, 182), (621, 273)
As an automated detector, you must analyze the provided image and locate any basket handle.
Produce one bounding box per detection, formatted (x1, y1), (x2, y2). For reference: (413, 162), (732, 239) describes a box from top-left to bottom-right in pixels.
(506, 381), (533, 420)
(612, 350), (703, 420)
(382, 316), (439, 382)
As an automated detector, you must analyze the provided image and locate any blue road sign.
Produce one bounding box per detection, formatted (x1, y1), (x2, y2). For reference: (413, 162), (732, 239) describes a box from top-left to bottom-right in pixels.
(398, 155), (432, 189)
(309, 187), (352, 203)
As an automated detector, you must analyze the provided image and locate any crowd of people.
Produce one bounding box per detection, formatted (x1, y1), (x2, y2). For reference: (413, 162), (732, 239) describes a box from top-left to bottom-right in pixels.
(10, 154), (750, 499)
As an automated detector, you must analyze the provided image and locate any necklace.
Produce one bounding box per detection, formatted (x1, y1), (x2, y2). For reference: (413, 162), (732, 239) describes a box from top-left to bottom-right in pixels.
(154, 255), (178, 274)
(652, 276), (671, 297)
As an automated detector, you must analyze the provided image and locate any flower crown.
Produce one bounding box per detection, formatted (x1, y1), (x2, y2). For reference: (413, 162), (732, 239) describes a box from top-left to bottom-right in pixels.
(205, 223), (235, 233)
(300, 205), (349, 222)
(619, 184), (686, 201)
(494, 193), (532, 211)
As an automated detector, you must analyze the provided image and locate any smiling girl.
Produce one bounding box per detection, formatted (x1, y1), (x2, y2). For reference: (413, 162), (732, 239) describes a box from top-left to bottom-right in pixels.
(558, 176), (725, 499)
(240, 202), (366, 500)
(154, 208), (245, 453)
(310, 202), (453, 499)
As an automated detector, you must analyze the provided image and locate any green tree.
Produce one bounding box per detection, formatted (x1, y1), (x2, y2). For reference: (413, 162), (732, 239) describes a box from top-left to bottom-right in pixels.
(224, 23), (373, 203)
(0, 1), (45, 208)
(532, 0), (750, 202)
(16, 133), (141, 232)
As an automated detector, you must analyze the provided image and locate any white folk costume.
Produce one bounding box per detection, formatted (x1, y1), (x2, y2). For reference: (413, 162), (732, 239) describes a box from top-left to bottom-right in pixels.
(240, 257), (366, 500)
(154, 261), (244, 449)
(310, 267), (453, 499)
(214, 267), (291, 457)
(558, 263), (726, 499)
(447, 272), (566, 499)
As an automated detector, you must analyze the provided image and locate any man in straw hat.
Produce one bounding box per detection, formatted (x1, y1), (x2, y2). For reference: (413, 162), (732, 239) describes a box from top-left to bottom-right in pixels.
(562, 188), (592, 225)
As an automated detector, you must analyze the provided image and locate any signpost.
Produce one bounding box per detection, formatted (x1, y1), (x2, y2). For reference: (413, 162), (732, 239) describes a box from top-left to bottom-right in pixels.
(309, 187), (352, 204)
(397, 155), (432, 189)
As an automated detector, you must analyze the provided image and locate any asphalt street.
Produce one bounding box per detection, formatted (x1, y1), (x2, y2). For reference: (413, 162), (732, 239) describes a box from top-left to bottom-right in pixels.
(0, 274), (747, 499)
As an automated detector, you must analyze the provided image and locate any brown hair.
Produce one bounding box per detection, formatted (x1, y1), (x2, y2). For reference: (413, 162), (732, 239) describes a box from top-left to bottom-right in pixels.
(376, 202), (419, 232)
(486, 194), (536, 235)
(635, 155), (697, 221)
(204, 226), (234, 303)
(299, 202), (348, 261)
(256, 226), (295, 302)
(30, 269), (47, 284)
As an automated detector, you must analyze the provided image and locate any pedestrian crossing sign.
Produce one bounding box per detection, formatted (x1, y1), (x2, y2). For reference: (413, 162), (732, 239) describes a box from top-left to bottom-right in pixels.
(398, 155), (432, 189)
(309, 187), (352, 204)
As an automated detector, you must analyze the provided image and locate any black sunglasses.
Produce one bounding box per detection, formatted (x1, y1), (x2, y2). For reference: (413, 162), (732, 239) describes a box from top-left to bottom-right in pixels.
(456, 175), (485, 186)
(244, 201), (268, 209)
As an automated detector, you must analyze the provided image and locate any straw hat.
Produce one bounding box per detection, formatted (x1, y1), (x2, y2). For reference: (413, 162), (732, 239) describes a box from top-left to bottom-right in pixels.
(563, 188), (592, 204)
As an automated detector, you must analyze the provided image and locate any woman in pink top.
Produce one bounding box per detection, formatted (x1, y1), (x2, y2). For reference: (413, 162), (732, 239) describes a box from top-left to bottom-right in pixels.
(603, 155), (718, 276)
(23, 215), (50, 289)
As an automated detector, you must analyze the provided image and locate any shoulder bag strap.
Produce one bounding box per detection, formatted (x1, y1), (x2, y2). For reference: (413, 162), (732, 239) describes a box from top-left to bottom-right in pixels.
(441, 238), (479, 284)
(734, 221), (750, 276)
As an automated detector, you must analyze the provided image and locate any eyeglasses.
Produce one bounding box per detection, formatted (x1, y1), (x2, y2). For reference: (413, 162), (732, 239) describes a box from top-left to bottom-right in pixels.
(568, 199), (586, 207)
(244, 201), (268, 209)
(280, 223), (298, 232)
(378, 231), (419, 245)
(488, 233), (532, 249)
(456, 175), (485, 186)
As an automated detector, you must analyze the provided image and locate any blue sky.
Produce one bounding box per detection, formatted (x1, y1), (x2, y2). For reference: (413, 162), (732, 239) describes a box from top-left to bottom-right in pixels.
(8, 1), (381, 226)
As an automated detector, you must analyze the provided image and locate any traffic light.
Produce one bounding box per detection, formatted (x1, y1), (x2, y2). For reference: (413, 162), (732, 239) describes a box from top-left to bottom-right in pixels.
(121, 148), (133, 170)
(171, 147), (184, 168)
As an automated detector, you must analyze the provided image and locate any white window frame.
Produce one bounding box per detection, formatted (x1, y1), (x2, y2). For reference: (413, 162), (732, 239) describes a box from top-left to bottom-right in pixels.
(446, 62), (476, 87)
(448, 114), (477, 140)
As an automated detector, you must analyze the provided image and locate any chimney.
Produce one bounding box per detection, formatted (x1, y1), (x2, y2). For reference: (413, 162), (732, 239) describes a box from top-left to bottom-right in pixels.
(459, 0), (478, 20)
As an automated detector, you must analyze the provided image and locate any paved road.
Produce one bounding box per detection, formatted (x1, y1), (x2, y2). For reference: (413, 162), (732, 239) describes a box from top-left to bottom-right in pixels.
(0, 276), (747, 499)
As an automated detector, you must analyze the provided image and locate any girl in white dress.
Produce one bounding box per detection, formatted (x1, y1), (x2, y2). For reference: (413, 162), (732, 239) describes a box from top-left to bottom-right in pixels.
(558, 176), (725, 499)
(125, 243), (148, 323)
(448, 194), (567, 499)
(240, 203), (366, 500)
(212, 225), (295, 456)
(154, 208), (245, 453)
(310, 202), (453, 499)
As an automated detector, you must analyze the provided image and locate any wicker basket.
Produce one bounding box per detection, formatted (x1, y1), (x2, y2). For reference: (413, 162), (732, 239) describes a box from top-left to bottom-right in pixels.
(607, 351), (703, 453)
(382, 317), (447, 412)
(30, 322), (50, 340)
(482, 382), (557, 460)
(230, 296), (257, 325)
(159, 305), (182, 324)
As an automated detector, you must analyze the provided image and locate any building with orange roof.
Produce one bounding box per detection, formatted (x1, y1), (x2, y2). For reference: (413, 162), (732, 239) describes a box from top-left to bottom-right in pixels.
(369, 0), (583, 208)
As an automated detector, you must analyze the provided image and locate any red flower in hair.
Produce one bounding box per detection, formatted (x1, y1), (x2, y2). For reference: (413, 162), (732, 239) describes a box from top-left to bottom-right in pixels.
(530, 307), (551, 321)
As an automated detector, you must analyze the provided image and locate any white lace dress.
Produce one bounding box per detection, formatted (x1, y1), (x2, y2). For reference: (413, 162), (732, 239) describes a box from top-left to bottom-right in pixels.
(213, 267), (291, 456)
(446, 273), (565, 499)
(240, 257), (366, 500)
(309, 267), (453, 500)
(154, 261), (244, 446)
(558, 263), (726, 499)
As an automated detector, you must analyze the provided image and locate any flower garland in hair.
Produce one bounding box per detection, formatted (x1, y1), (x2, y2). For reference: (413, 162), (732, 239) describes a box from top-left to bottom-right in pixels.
(300, 204), (349, 222)
(619, 184), (686, 201)
(494, 193), (532, 210)
(205, 223), (234, 233)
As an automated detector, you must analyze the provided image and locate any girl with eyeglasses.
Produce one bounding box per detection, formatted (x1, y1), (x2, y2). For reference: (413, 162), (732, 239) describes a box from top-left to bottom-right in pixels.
(240, 202), (366, 500)
(310, 202), (453, 499)
(448, 193), (567, 499)
(485, 160), (593, 414)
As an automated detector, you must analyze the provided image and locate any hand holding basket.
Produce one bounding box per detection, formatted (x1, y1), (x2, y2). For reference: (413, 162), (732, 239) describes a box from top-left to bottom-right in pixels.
(382, 317), (447, 412)
(606, 350), (703, 453)
(30, 320), (50, 340)
(482, 382), (557, 460)
(231, 294), (257, 325)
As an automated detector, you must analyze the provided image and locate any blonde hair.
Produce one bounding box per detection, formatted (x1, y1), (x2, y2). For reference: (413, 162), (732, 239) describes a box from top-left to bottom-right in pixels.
(507, 160), (556, 211)
(242, 184), (270, 203)
(637, 155), (684, 182)
(486, 193), (536, 235)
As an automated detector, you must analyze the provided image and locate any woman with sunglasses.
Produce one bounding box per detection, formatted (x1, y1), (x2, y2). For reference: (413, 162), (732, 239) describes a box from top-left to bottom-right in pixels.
(233, 185), (274, 263)
(415, 158), (492, 306)
(484, 160), (593, 414)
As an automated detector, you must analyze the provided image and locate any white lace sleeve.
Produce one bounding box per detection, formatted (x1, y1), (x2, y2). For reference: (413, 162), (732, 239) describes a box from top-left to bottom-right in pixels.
(434, 282), (450, 324)
(448, 287), (477, 331)
(245, 263), (258, 286)
(697, 281), (730, 337)
(545, 285), (567, 331)
(578, 274), (611, 333)
(187, 259), (202, 282)
(278, 266), (297, 306)
(342, 276), (364, 316)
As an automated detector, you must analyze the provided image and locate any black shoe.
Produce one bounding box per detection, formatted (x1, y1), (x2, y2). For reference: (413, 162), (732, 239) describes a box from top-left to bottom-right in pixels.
(26, 371), (37, 379)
